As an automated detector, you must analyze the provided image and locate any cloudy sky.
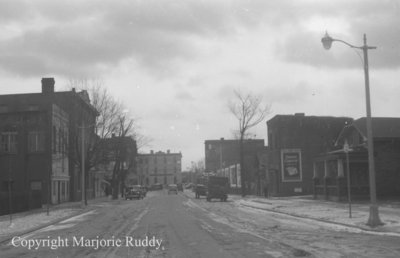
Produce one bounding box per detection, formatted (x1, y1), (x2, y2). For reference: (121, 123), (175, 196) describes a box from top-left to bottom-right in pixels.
(1, 0), (400, 169)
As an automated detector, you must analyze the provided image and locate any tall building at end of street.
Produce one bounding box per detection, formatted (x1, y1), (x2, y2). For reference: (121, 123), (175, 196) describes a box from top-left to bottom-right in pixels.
(136, 150), (182, 186)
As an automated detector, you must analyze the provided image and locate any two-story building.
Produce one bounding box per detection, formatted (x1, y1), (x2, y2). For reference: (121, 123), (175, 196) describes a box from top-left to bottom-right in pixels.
(0, 78), (97, 215)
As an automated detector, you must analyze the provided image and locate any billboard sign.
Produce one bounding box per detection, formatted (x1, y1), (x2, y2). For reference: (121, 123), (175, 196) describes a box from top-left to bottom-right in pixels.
(281, 149), (302, 182)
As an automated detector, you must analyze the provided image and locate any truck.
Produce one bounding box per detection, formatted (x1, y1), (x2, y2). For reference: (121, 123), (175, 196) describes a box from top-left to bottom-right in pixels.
(195, 176), (208, 199)
(206, 176), (229, 202)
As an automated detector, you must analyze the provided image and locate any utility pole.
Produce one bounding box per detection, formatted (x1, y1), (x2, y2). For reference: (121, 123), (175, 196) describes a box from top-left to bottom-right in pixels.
(81, 121), (85, 208)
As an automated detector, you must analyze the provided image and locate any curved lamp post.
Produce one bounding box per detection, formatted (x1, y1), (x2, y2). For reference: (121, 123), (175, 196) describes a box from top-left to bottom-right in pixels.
(321, 32), (383, 227)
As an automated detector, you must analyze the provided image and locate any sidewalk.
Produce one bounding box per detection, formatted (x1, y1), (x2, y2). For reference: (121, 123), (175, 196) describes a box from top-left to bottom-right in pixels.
(0, 196), (112, 243)
(232, 194), (400, 235)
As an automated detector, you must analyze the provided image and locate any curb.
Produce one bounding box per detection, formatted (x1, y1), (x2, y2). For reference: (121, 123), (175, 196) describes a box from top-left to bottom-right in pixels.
(238, 202), (398, 235)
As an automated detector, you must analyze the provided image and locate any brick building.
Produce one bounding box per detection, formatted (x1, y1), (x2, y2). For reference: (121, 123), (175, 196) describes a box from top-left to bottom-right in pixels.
(136, 150), (182, 187)
(204, 138), (265, 194)
(313, 117), (400, 200)
(266, 113), (352, 197)
(0, 78), (97, 215)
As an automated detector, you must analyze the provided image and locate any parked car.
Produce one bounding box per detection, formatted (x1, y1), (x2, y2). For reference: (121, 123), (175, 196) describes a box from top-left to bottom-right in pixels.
(125, 186), (143, 200)
(167, 184), (178, 194)
(185, 183), (194, 189)
(150, 183), (163, 191)
(131, 185), (147, 197)
(195, 184), (207, 199)
(177, 183), (183, 191)
(206, 176), (229, 202)
(140, 185), (148, 197)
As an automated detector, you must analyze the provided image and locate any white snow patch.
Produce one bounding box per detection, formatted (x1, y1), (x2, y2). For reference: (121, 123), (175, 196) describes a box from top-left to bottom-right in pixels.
(0, 208), (79, 238)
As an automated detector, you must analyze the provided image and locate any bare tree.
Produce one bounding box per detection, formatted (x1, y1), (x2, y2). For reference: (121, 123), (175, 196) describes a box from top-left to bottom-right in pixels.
(66, 79), (151, 150)
(67, 79), (123, 138)
(65, 79), (143, 202)
(228, 89), (271, 196)
(111, 114), (136, 199)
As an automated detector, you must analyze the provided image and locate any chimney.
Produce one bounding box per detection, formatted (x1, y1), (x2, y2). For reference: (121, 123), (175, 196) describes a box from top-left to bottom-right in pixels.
(41, 78), (55, 93)
(167, 149), (170, 154)
(150, 150), (154, 154)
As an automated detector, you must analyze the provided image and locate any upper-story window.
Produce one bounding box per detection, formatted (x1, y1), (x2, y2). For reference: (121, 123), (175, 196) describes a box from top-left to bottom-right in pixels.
(1, 132), (17, 153)
(0, 105), (9, 113)
(59, 128), (62, 153)
(53, 126), (57, 154)
(28, 131), (45, 152)
(28, 105), (39, 111)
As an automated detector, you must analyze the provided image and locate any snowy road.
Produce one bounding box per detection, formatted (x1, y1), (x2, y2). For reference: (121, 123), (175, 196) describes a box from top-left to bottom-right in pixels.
(1, 190), (399, 258)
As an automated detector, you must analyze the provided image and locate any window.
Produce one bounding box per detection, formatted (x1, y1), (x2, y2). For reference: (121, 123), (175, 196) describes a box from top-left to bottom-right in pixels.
(28, 131), (45, 152)
(1, 132), (17, 153)
(28, 105), (39, 111)
(53, 126), (57, 154)
(64, 131), (68, 153)
(0, 105), (8, 113)
(59, 128), (62, 153)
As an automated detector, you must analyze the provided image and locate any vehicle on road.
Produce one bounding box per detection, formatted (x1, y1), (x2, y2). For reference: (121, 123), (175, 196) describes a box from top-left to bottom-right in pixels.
(125, 186), (143, 200)
(177, 183), (183, 191)
(168, 184), (178, 194)
(195, 184), (207, 199)
(131, 185), (147, 197)
(184, 183), (194, 189)
(150, 183), (163, 190)
(206, 176), (229, 202)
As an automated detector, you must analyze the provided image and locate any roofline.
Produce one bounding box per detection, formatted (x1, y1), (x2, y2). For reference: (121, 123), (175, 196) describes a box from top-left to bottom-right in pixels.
(0, 90), (99, 116)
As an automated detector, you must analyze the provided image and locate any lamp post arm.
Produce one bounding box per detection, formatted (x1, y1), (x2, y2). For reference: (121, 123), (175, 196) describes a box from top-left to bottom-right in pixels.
(331, 38), (361, 49)
(331, 38), (377, 50)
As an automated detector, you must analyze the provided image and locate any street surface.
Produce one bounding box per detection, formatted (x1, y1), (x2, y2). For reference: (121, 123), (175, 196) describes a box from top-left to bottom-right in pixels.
(1, 190), (400, 258)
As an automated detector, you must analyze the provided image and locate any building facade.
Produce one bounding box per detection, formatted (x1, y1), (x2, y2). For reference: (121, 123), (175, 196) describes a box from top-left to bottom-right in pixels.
(313, 117), (400, 201)
(136, 150), (182, 187)
(266, 113), (352, 197)
(0, 78), (97, 215)
(204, 138), (265, 194)
(96, 136), (137, 195)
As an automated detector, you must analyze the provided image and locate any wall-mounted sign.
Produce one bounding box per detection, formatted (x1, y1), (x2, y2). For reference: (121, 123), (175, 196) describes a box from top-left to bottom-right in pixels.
(281, 149), (302, 182)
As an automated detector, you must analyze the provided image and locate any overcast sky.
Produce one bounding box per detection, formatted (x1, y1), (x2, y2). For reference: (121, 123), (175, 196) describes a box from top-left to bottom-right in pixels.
(1, 0), (400, 169)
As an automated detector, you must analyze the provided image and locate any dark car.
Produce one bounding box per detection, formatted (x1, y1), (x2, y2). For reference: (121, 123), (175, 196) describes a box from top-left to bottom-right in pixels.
(131, 185), (147, 197)
(125, 186), (143, 200)
(206, 176), (229, 202)
(195, 184), (207, 199)
(177, 183), (183, 191)
(150, 183), (163, 191)
(140, 186), (148, 197)
(167, 184), (178, 195)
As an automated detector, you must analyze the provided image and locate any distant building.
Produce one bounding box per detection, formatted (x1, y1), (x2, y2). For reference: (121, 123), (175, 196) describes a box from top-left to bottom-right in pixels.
(95, 136), (137, 196)
(204, 138), (265, 194)
(0, 78), (97, 215)
(314, 117), (400, 201)
(136, 150), (182, 186)
(267, 113), (352, 197)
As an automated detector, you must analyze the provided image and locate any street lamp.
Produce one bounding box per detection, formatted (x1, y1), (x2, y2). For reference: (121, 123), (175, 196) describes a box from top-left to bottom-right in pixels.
(321, 32), (383, 227)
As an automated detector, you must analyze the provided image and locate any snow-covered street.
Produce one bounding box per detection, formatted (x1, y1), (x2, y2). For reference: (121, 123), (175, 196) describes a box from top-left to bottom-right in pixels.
(1, 190), (399, 257)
